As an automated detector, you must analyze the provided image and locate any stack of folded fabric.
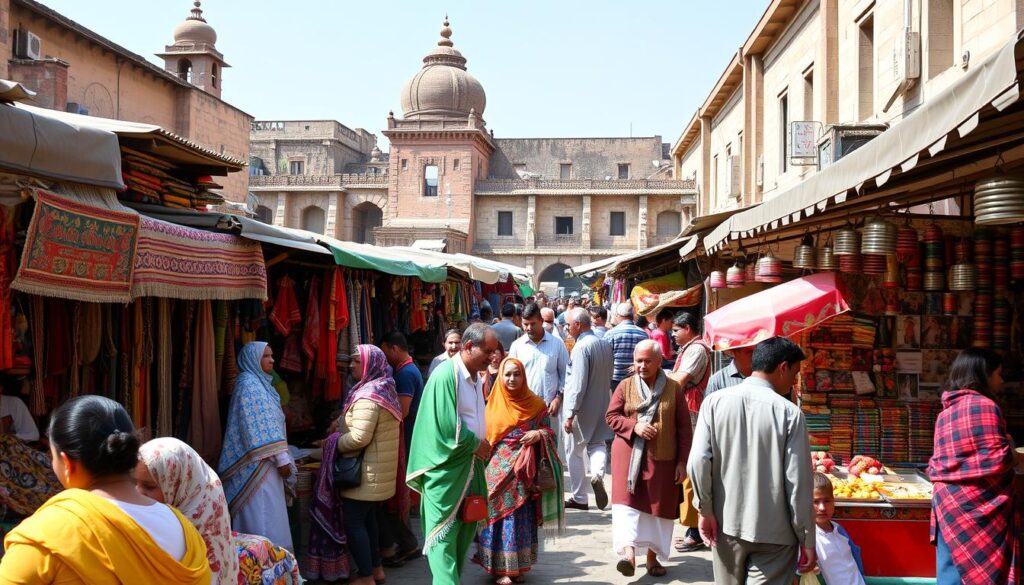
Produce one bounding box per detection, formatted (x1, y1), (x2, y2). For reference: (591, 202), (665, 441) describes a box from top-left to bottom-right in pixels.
(192, 176), (225, 210)
(854, 401), (880, 459)
(828, 397), (856, 464)
(121, 147), (174, 204)
(878, 400), (909, 464)
(851, 316), (877, 347)
(162, 175), (198, 209)
(802, 405), (832, 453)
(907, 401), (942, 463)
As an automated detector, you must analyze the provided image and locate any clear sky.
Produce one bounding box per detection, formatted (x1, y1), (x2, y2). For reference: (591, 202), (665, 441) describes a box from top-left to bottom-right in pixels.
(38, 0), (767, 148)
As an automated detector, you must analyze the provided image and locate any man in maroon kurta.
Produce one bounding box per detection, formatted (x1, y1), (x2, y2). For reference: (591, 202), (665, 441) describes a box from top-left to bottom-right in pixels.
(606, 340), (692, 578)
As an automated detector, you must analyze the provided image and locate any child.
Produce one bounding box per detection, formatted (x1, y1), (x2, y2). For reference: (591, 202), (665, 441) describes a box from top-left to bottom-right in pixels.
(812, 472), (866, 585)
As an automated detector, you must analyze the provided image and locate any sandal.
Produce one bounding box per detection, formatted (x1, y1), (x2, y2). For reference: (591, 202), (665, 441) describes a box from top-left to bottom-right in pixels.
(380, 555), (405, 568)
(674, 535), (706, 552)
(647, 563), (667, 577)
(616, 558), (636, 577)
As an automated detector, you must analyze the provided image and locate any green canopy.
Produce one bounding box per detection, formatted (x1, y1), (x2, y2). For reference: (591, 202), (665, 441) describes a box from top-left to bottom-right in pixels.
(324, 240), (448, 283)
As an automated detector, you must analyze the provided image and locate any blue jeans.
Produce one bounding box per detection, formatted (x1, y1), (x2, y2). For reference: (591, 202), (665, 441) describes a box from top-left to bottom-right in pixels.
(343, 498), (381, 577)
(935, 529), (963, 585)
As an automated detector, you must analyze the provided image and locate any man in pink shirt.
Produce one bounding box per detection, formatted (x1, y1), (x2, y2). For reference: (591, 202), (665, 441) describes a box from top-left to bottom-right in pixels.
(649, 309), (675, 369)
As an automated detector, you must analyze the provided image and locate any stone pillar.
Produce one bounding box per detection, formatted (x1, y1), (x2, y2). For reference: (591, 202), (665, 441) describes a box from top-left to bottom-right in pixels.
(0, 0), (9, 80)
(699, 116), (712, 215)
(273, 192), (287, 228)
(744, 54), (765, 205)
(581, 195), (592, 250)
(638, 195), (649, 249)
(818, 0), (839, 127)
(325, 192), (339, 238)
(527, 195), (537, 249)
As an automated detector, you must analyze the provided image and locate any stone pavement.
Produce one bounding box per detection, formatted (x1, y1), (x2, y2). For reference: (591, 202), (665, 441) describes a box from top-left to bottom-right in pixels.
(379, 486), (715, 585)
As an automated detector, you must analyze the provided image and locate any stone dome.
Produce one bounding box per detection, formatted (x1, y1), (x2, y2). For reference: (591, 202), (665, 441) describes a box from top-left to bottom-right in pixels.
(400, 18), (486, 120)
(173, 1), (217, 45)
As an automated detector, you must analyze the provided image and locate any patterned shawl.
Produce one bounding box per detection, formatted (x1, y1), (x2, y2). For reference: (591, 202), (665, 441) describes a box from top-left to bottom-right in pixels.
(305, 432), (349, 582)
(139, 437), (239, 585)
(343, 345), (401, 421)
(218, 341), (290, 515)
(928, 388), (1017, 584)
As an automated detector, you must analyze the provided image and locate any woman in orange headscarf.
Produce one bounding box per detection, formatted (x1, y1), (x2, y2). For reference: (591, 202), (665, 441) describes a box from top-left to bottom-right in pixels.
(476, 358), (565, 585)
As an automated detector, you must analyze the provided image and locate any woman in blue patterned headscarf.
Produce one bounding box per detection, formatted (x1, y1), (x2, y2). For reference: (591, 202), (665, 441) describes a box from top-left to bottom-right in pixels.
(218, 341), (295, 551)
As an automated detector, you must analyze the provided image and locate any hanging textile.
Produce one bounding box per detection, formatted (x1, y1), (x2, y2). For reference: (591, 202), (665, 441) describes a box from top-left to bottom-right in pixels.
(157, 298), (173, 437)
(319, 268), (344, 402)
(0, 206), (15, 371)
(131, 217), (268, 302)
(269, 275), (301, 336)
(78, 302), (103, 365)
(190, 300), (222, 464)
(176, 302), (197, 441)
(214, 301), (228, 391)
(303, 276), (321, 366)
(69, 303), (81, 398)
(12, 190), (140, 303)
(29, 295), (45, 415)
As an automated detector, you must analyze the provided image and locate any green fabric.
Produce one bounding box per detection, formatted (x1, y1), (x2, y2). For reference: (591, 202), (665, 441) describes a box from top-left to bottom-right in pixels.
(326, 242), (448, 283)
(426, 517), (478, 584)
(270, 369), (290, 406)
(517, 281), (534, 297)
(539, 433), (566, 534)
(407, 358), (486, 556)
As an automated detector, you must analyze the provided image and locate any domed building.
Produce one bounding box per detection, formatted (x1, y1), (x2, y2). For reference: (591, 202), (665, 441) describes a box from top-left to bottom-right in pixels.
(249, 18), (696, 289)
(156, 1), (230, 98)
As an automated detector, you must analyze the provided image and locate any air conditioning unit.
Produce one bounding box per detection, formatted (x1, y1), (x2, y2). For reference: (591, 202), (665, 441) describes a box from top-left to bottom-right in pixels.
(14, 29), (42, 60)
(893, 30), (921, 83)
(726, 155), (742, 197)
(65, 102), (89, 115)
(817, 124), (888, 169)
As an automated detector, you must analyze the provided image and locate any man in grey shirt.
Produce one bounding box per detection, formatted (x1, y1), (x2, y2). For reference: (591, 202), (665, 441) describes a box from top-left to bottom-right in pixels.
(687, 337), (816, 584)
(492, 303), (524, 352)
(704, 345), (754, 396)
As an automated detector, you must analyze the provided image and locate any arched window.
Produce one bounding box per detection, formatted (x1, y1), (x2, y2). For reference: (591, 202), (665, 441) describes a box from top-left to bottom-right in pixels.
(255, 205), (273, 225)
(211, 62), (219, 88)
(177, 59), (193, 84)
(301, 206), (326, 235)
(353, 202), (383, 244)
(656, 210), (682, 237)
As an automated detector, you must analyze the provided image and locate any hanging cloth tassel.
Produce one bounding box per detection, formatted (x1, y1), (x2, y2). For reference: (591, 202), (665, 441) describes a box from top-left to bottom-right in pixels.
(190, 300), (222, 464)
(29, 295), (45, 415)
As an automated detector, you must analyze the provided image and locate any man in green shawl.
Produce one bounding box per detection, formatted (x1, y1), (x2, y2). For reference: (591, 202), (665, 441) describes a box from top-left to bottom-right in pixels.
(408, 323), (499, 584)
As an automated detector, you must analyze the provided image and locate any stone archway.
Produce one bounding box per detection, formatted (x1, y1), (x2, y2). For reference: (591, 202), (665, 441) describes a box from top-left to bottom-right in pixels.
(537, 262), (579, 294)
(301, 205), (326, 234)
(353, 202), (383, 244)
(255, 205), (273, 225)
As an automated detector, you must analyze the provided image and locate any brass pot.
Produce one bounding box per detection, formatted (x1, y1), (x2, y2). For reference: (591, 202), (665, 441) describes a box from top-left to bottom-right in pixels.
(817, 245), (838, 270)
(861, 217), (898, 255)
(792, 244), (816, 269)
(834, 228), (860, 256)
(975, 175), (1024, 225)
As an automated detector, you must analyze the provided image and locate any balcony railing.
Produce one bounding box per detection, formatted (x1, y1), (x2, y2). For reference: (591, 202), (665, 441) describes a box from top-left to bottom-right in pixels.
(249, 174), (387, 188)
(475, 178), (696, 194)
(537, 233), (582, 246)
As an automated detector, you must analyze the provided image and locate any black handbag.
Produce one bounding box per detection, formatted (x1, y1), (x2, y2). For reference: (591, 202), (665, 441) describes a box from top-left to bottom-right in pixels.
(332, 450), (364, 489)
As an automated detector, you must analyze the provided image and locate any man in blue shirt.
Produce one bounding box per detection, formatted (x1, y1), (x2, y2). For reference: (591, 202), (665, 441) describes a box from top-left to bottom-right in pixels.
(379, 331), (424, 563)
(603, 303), (650, 391)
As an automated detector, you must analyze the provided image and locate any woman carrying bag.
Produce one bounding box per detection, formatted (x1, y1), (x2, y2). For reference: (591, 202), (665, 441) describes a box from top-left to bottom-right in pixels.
(334, 344), (402, 585)
(477, 357), (565, 584)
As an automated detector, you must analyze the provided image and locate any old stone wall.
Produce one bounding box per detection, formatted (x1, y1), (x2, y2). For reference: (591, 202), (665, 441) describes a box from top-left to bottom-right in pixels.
(708, 87), (746, 212)
(490, 137), (667, 180)
(250, 120), (377, 175)
(187, 90), (252, 202)
(474, 195), (530, 249)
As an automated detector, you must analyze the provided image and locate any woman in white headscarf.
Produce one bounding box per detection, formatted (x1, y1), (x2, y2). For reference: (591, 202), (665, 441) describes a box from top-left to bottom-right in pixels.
(218, 341), (295, 551)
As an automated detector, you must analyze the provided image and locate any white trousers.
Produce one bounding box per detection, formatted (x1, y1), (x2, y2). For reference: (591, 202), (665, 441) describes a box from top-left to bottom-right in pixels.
(564, 425), (608, 504)
(611, 504), (674, 561)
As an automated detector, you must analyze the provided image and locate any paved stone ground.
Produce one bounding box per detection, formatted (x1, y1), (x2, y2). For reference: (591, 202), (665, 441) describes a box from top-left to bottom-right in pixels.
(375, 483), (715, 585)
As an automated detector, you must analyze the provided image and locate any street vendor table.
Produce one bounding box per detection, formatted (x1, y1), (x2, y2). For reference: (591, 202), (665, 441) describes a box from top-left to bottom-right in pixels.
(834, 502), (934, 579)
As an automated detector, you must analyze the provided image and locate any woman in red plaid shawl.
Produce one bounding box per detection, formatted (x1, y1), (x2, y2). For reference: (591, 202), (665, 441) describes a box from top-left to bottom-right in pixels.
(928, 348), (1021, 584)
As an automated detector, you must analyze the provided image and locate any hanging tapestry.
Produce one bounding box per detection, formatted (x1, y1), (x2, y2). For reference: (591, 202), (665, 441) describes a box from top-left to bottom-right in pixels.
(12, 190), (139, 303)
(132, 217), (267, 301)
(630, 272), (703, 316)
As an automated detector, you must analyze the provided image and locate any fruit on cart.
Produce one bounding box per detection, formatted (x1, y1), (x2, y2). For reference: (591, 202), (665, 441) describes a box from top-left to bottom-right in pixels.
(831, 477), (882, 500)
(811, 451), (836, 473)
(848, 455), (884, 477)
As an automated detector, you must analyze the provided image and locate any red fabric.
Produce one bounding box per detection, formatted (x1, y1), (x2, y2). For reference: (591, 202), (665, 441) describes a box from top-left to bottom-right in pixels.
(673, 338), (712, 414)
(928, 388), (1017, 584)
(318, 268), (344, 401)
(269, 276), (301, 336)
(650, 328), (674, 360)
(0, 207), (14, 370)
(303, 276), (321, 365)
(410, 280), (427, 333)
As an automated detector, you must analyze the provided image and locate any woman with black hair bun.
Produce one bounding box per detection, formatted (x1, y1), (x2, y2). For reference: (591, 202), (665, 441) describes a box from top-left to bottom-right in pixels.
(0, 395), (211, 584)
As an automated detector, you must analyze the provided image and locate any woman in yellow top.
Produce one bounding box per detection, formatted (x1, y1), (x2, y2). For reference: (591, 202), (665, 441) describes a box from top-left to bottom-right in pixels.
(0, 395), (211, 585)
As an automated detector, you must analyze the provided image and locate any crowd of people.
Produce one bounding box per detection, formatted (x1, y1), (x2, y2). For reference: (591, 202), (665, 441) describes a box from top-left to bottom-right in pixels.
(0, 290), (1020, 585)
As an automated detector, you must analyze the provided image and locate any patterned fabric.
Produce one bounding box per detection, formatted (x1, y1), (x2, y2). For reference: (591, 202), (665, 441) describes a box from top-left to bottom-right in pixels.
(132, 217), (267, 301)
(0, 434), (61, 516)
(477, 500), (538, 576)
(928, 388), (1017, 584)
(234, 531), (301, 585)
(12, 189), (139, 303)
(138, 437), (239, 585)
(219, 342), (290, 515)
(305, 433), (349, 582)
(343, 344), (401, 421)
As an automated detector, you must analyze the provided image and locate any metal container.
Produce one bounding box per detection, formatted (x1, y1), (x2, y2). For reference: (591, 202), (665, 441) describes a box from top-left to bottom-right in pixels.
(975, 175), (1024, 225)
(755, 254), (783, 283)
(923, 271), (946, 291)
(861, 217), (898, 255)
(709, 270), (727, 289)
(726, 264), (746, 288)
(896, 225), (919, 258)
(862, 253), (888, 275)
(834, 228), (861, 256)
(949, 263), (976, 291)
(817, 245), (838, 271)
(792, 243), (816, 269)
(839, 253), (863, 273)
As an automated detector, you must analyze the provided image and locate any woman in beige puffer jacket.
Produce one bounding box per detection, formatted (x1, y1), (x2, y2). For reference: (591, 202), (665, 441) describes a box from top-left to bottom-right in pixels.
(335, 345), (402, 585)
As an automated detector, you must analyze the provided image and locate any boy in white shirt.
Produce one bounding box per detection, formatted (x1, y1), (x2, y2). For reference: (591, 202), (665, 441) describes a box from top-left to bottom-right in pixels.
(811, 472), (866, 585)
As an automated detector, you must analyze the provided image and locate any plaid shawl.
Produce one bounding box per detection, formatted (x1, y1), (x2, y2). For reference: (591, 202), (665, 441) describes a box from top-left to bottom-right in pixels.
(928, 388), (1018, 584)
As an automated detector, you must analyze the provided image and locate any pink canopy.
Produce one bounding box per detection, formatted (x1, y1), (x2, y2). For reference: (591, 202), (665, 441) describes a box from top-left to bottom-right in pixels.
(703, 272), (850, 350)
